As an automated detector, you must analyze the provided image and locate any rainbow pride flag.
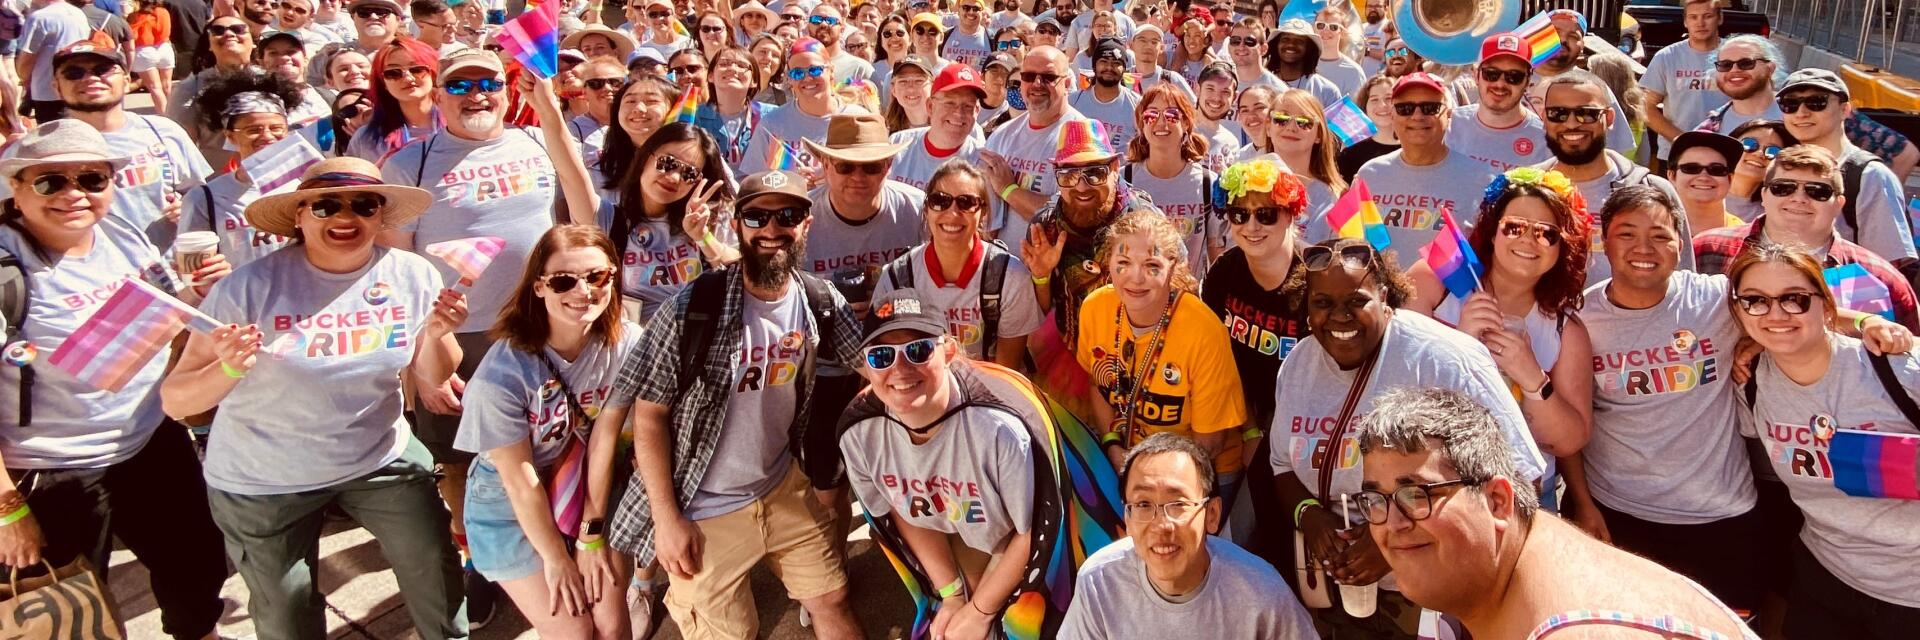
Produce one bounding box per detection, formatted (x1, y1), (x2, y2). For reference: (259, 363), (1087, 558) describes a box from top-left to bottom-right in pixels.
(665, 83), (700, 125)
(1324, 96), (1377, 147)
(1421, 207), (1484, 301)
(1825, 263), (1897, 322)
(1327, 179), (1391, 251)
(1514, 11), (1564, 67)
(425, 236), (508, 286)
(497, 0), (560, 78)
(1829, 429), (1920, 500)
(48, 278), (221, 392)
(766, 136), (802, 171)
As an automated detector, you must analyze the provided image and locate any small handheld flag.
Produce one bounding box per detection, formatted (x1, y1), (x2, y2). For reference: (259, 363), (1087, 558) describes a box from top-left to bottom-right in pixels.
(766, 136), (805, 171)
(1420, 207), (1485, 302)
(1825, 263), (1897, 322)
(425, 236), (508, 286)
(48, 278), (221, 392)
(1829, 429), (1920, 500)
(1327, 179), (1391, 251)
(497, 0), (562, 79)
(242, 134), (325, 195)
(665, 83), (700, 125)
(1514, 11), (1565, 67)
(1324, 96), (1378, 147)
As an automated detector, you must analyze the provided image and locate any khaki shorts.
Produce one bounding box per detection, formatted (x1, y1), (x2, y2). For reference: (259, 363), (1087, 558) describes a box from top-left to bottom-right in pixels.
(663, 463), (849, 640)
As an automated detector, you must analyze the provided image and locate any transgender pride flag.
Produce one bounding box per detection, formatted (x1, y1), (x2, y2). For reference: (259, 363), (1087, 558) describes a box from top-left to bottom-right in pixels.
(1825, 263), (1896, 322)
(496, 0), (560, 78)
(48, 278), (221, 391)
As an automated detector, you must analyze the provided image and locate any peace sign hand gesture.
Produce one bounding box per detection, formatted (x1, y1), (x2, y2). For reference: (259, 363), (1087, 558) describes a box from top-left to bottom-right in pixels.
(681, 178), (727, 239)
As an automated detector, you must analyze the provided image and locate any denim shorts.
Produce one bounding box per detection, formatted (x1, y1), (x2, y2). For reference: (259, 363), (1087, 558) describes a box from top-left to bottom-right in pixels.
(463, 462), (543, 583)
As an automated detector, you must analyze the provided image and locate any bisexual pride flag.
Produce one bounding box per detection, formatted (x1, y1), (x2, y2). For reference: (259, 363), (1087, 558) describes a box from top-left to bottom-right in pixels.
(1829, 429), (1920, 500)
(1324, 96), (1378, 148)
(1825, 263), (1897, 322)
(497, 0), (560, 78)
(48, 278), (221, 392)
(1421, 207), (1484, 302)
(425, 236), (508, 286)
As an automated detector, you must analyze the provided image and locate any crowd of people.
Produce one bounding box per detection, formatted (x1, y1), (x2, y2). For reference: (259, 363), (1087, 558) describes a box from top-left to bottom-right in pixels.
(0, 0), (1917, 637)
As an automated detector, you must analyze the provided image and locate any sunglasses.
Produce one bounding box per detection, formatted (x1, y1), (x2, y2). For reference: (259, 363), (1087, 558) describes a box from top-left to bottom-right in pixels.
(959, 3), (982, 11)
(669, 64), (705, 76)
(350, 6), (392, 18)
(807, 15), (839, 26)
(1223, 205), (1288, 226)
(207, 23), (250, 36)
(539, 268), (615, 293)
(1229, 36), (1261, 48)
(1036, 26), (1061, 35)
(1740, 137), (1782, 158)
(1055, 165), (1113, 188)
(1778, 95), (1838, 114)
(1497, 218), (1564, 247)
(782, 13), (804, 21)
(58, 62), (118, 81)
(305, 194), (384, 219)
(584, 77), (625, 91)
(926, 191), (984, 213)
(882, 29), (907, 38)
(1479, 67), (1527, 86)
(1019, 71), (1062, 85)
(484, 43), (505, 52)
(913, 25), (940, 36)
(832, 161), (887, 175)
(699, 25), (726, 33)
(647, 9), (671, 18)
(653, 154), (701, 182)
(738, 205), (810, 228)
(1713, 57), (1769, 72)
(1385, 47), (1412, 58)
(1141, 107), (1184, 124)
(382, 65), (431, 81)
(443, 77), (504, 95)
(1733, 292), (1815, 316)
(995, 38), (1022, 50)
(1301, 244), (1375, 271)
(1313, 21), (1340, 31)
(863, 336), (940, 370)
(1271, 111), (1315, 130)
(28, 171), (111, 195)
(787, 65), (826, 80)
(1675, 162), (1733, 177)
(1393, 101), (1442, 117)
(1543, 105), (1606, 124)
(335, 100), (367, 118)
(1764, 179), (1837, 202)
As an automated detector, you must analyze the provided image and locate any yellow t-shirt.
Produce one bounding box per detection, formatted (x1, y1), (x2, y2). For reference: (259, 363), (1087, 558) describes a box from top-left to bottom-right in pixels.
(1075, 286), (1249, 473)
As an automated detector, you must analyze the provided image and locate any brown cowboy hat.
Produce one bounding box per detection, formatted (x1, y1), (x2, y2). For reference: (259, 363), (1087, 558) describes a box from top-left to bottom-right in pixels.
(802, 113), (910, 164)
(243, 157), (433, 238)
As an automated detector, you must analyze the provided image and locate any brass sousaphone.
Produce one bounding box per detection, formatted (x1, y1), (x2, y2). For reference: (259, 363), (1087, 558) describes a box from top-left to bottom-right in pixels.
(1393, 0), (1522, 65)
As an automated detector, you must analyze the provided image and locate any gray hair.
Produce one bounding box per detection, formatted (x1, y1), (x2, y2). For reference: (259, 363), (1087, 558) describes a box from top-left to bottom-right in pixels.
(1122, 433), (1217, 497)
(1712, 34), (1787, 90)
(1354, 387), (1540, 519)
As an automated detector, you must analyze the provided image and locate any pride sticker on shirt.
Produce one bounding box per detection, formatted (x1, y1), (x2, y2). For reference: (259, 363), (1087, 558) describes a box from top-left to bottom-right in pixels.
(1765, 421), (1920, 499)
(1592, 328), (1720, 396)
(736, 330), (805, 393)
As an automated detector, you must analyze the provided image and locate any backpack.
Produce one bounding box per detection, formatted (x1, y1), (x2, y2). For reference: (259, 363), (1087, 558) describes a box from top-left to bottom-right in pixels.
(880, 241), (1012, 359)
(1837, 147), (1886, 246)
(0, 245), (29, 426)
(674, 268), (840, 399)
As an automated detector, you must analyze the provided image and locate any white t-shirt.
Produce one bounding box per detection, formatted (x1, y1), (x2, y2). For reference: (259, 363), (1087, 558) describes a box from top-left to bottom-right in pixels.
(982, 109), (1090, 243)
(1284, 73), (1343, 112)
(1580, 270), (1757, 524)
(1446, 104), (1550, 173)
(1318, 56), (1367, 96)
(887, 127), (986, 192)
(1058, 536), (1320, 639)
(1639, 40), (1720, 145)
(1354, 150), (1498, 270)
(1068, 87), (1143, 152)
(1124, 162), (1220, 279)
(455, 324), (642, 471)
(199, 246), (442, 494)
(686, 282), (809, 519)
(940, 25), (991, 69)
(871, 240), (1045, 359)
(20, 2), (87, 100)
(178, 174), (289, 270)
(842, 387), (1035, 554)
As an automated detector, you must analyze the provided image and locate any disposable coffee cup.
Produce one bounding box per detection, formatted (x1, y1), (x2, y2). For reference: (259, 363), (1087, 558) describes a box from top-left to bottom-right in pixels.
(174, 232), (219, 284)
(1338, 581), (1378, 618)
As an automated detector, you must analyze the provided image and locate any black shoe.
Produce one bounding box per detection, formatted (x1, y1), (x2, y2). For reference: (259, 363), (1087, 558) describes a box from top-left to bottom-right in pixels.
(465, 568), (498, 630)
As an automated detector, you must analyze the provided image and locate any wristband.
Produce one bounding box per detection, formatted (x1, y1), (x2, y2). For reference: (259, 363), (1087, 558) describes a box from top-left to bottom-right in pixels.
(702, 229), (719, 248)
(1100, 430), (1123, 446)
(999, 183), (1019, 200)
(1292, 498), (1322, 528)
(575, 537), (607, 551)
(1241, 427), (1262, 442)
(1031, 274), (1052, 286)
(0, 505), (29, 527)
(971, 599), (995, 617)
(220, 361), (248, 379)
(1855, 314), (1873, 332)
(937, 577), (964, 599)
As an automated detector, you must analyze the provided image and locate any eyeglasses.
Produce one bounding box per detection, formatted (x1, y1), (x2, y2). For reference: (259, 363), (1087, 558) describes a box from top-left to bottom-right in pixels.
(1019, 71), (1062, 85)
(807, 15), (839, 26)
(539, 268), (615, 293)
(926, 191), (984, 213)
(1271, 111), (1315, 130)
(207, 23), (250, 36)
(1764, 179), (1837, 202)
(1223, 205), (1289, 226)
(1713, 57), (1769, 72)
(335, 100), (367, 118)
(883, 29), (906, 38)
(862, 336), (941, 370)
(1123, 498), (1208, 524)
(1141, 107), (1184, 124)
(1055, 165), (1113, 188)
(995, 38), (1022, 50)
(1392, 101), (1443, 117)
(382, 65), (432, 81)
(350, 6), (393, 18)
(1385, 47), (1412, 58)
(58, 62), (118, 81)
(653, 154), (701, 182)
(1543, 105), (1606, 124)
(1740, 137), (1782, 158)
(1479, 67), (1527, 86)
(28, 171), (111, 195)
(1352, 479), (1475, 525)
(231, 123), (290, 138)
(1497, 218), (1564, 247)
(304, 194), (385, 218)
(913, 25), (940, 36)
(700, 24), (726, 33)
(832, 161), (887, 175)
(1733, 291), (1816, 316)
(1778, 95), (1838, 114)
(1228, 36), (1261, 48)
(443, 77), (504, 95)
(647, 9), (671, 18)
(1675, 162), (1733, 177)
(1301, 244), (1375, 271)
(787, 65), (826, 80)
(738, 204), (810, 228)
(584, 77), (625, 91)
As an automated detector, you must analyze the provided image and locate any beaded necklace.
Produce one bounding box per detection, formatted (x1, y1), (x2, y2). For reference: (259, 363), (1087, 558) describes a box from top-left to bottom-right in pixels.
(1108, 289), (1179, 443)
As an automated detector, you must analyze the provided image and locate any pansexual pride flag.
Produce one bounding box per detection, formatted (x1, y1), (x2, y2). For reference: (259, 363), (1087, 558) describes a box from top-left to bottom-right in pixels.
(48, 278), (221, 392)
(425, 236), (508, 286)
(1324, 96), (1377, 147)
(1514, 11), (1565, 67)
(1829, 429), (1920, 500)
(1327, 179), (1391, 251)
(1421, 207), (1484, 301)
(1825, 263), (1897, 322)
(497, 0), (560, 78)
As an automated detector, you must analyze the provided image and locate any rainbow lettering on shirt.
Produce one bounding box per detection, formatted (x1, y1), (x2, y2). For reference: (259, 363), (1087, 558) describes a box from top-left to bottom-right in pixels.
(1285, 431), (1361, 471)
(624, 230), (703, 290)
(1369, 193), (1455, 230)
(437, 157), (557, 203)
(1221, 297), (1301, 359)
(116, 148), (171, 189)
(1591, 335), (1720, 396)
(264, 305), (412, 358)
(735, 330), (806, 392)
(1763, 420), (1847, 480)
(881, 473), (989, 524)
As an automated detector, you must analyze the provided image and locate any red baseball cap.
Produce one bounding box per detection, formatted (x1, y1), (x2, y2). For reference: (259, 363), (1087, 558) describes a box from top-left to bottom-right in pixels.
(1391, 72), (1447, 98)
(1480, 32), (1529, 66)
(932, 63), (986, 99)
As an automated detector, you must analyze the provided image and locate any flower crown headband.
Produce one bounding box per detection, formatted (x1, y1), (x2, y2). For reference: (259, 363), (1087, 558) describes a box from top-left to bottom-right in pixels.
(1212, 158), (1306, 210)
(1481, 167), (1590, 226)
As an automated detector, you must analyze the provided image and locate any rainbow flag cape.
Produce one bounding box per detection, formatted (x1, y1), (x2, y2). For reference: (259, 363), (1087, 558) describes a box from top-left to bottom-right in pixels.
(1825, 263), (1897, 322)
(1514, 11), (1565, 67)
(1420, 207), (1484, 301)
(1326, 179), (1391, 251)
(497, 0), (561, 79)
(1324, 96), (1378, 147)
(855, 361), (1123, 639)
(48, 278), (221, 392)
(1829, 429), (1920, 500)
(424, 236), (508, 286)
(664, 83), (700, 125)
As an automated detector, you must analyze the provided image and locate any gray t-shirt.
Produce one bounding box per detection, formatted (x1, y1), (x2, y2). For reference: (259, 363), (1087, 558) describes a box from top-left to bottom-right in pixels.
(1446, 104), (1550, 173)
(982, 109), (1091, 243)
(1354, 150), (1497, 270)
(1580, 270), (1756, 523)
(0, 217), (175, 469)
(831, 51), (874, 85)
(736, 100), (868, 176)
(594, 203), (732, 322)
(20, 2), (87, 100)
(0, 115), (222, 247)
(842, 385), (1035, 553)
(1124, 162), (1220, 279)
(1284, 73), (1342, 112)
(1318, 56), (1366, 96)
(455, 324), (642, 471)
(802, 180), (927, 306)
(887, 127), (985, 193)
(685, 283), (809, 519)
(1742, 337), (1920, 607)
(179, 173), (290, 270)
(1069, 87), (1143, 152)
(940, 26), (991, 69)
(1837, 144), (1919, 262)
(384, 129), (558, 334)
(199, 246), (443, 494)
(1710, 101), (1782, 137)
(1639, 40), (1719, 145)
(1058, 536), (1320, 640)
(870, 241), (1044, 360)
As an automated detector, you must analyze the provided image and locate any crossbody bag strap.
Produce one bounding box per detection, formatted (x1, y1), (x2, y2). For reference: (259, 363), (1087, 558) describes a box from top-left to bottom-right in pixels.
(1869, 352), (1920, 428)
(535, 351), (590, 442)
(1316, 353), (1380, 500)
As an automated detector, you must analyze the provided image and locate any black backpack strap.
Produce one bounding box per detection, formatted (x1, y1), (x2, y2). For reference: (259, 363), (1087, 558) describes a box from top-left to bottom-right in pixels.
(674, 269), (729, 399)
(413, 135), (437, 186)
(797, 271), (839, 359)
(1741, 370), (1757, 410)
(1869, 352), (1920, 428)
(0, 245), (28, 427)
(979, 244), (1010, 360)
(883, 251), (915, 291)
(1838, 150), (1878, 242)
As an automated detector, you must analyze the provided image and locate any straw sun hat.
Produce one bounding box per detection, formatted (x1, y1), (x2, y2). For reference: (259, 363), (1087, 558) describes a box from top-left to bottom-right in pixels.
(243, 157), (432, 238)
